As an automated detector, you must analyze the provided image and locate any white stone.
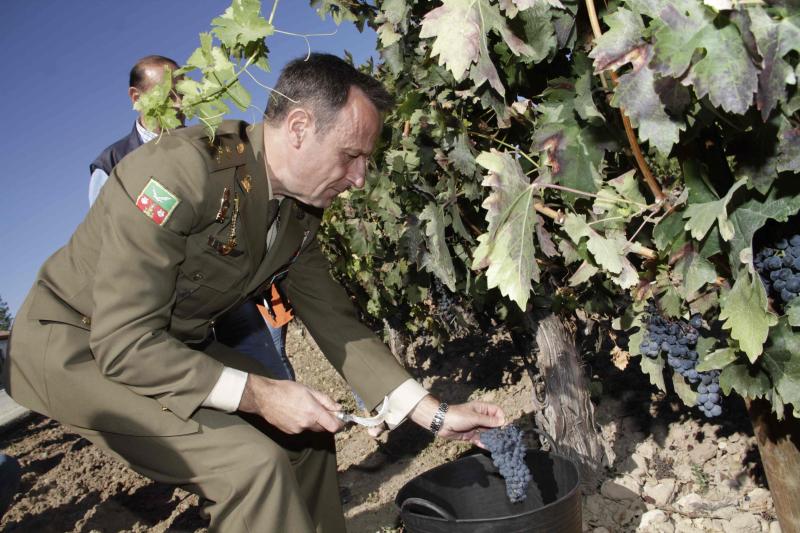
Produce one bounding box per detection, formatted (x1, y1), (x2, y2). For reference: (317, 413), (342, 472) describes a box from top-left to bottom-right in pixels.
(676, 492), (706, 513)
(601, 478), (641, 501)
(715, 506), (742, 520)
(745, 487), (772, 512)
(584, 493), (604, 516)
(639, 509), (668, 528)
(689, 441), (718, 464)
(769, 521), (782, 533)
(593, 528), (611, 533)
(643, 478), (676, 506)
(637, 441), (656, 460)
(723, 513), (762, 533)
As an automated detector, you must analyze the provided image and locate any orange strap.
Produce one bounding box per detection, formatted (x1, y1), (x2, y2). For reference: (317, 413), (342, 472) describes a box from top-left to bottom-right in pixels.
(256, 284), (294, 328)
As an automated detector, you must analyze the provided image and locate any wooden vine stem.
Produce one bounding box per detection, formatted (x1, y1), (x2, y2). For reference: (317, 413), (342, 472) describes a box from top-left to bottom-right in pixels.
(584, 0), (666, 203)
(747, 399), (800, 533)
(526, 312), (615, 489)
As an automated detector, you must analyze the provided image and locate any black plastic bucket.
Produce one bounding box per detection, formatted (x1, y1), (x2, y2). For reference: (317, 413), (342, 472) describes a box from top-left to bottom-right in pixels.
(395, 438), (581, 533)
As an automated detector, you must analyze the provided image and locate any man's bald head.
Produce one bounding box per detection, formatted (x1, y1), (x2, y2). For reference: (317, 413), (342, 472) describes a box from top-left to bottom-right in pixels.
(129, 55), (179, 92)
(128, 55), (183, 132)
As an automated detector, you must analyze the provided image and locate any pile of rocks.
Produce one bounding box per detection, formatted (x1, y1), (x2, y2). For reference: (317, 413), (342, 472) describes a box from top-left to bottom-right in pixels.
(582, 411), (780, 532)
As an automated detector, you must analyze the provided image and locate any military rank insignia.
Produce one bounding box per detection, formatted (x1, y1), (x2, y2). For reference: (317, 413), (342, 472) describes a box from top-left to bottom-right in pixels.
(136, 178), (180, 226)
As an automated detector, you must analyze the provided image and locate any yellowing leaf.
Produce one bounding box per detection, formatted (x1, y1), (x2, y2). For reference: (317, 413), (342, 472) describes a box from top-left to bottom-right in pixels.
(420, 0), (534, 93)
(472, 150), (540, 309)
(419, 204), (458, 292)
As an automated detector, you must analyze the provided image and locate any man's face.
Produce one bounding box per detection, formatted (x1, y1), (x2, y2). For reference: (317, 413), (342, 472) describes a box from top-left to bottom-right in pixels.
(130, 62), (185, 129)
(288, 88), (382, 208)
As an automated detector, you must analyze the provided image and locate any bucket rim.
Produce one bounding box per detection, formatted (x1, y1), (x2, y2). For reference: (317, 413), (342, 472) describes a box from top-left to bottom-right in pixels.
(396, 449), (582, 524)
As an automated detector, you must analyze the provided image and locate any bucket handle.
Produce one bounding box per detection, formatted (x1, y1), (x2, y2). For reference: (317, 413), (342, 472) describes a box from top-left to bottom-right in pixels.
(530, 427), (559, 454)
(400, 497), (457, 521)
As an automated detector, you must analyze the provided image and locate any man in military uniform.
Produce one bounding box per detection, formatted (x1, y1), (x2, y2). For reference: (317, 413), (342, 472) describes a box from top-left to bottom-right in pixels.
(5, 54), (505, 532)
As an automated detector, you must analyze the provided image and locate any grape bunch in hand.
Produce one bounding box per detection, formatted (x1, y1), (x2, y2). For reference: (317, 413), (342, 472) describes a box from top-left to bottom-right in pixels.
(480, 425), (532, 503)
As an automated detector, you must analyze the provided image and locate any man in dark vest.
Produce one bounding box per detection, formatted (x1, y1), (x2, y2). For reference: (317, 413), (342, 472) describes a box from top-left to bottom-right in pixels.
(88, 55), (182, 206)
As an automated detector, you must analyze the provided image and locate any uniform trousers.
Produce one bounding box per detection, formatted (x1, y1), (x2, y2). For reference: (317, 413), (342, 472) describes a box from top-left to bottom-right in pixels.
(6, 307), (346, 533)
(75, 408), (346, 533)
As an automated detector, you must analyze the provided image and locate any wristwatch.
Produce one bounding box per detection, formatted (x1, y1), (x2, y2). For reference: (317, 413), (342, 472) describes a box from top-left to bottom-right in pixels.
(429, 402), (449, 435)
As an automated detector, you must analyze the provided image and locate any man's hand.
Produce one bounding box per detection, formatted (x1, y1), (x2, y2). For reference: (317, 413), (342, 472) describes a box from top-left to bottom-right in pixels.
(238, 374), (345, 434)
(410, 395), (505, 447)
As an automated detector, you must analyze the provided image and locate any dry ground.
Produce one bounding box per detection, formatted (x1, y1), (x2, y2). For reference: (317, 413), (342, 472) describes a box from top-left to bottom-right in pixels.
(0, 323), (777, 532)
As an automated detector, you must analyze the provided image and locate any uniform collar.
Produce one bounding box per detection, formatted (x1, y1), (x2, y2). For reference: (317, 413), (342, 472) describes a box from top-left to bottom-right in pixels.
(246, 122), (272, 200)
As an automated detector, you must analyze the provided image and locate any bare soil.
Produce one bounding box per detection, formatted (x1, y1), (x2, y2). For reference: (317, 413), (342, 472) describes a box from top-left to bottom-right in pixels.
(0, 323), (777, 532)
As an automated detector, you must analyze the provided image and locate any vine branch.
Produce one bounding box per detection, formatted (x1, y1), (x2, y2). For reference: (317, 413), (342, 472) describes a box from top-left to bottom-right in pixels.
(584, 0), (666, 203)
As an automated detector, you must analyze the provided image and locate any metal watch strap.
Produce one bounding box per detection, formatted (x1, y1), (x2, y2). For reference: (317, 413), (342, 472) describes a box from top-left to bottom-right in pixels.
(429, 402), (449, 435)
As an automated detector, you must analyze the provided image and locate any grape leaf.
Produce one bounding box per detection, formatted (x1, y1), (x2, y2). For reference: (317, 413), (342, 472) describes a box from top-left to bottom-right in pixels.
(696, 347), (737, 372)
(211, 0), (273, 49)
(760, 318), (800, 418)
(590, 8), (645, 72)
(672, 373), (698, 406)
(726, 182), (800, 271)
(719, 362), (771, 400)
(518, 5), (557, 64)
(473, 150), (540, 309)
(610, 45), (685, 155)
(652, 2), (758, 115)
(640, 353), (667, 392)
(514, 0), (564, 9)
(562, 215), (639, 288)
(683, 179), (747, 241)
(420, 204), (458, 291)
(569, 260), (598, 286)
(653, 211), (687, 253)
(448, 134), (478, 175)
(420, 0), (533, 89)
(719, 268), (778, 362)
(533, 118), (604, 194)
(573, 66), (603, 123)
(748, 8), (800, 120)
(778, 124), (800, 174)
(787, 300), (800, 328)
(675, 249), (717, 298)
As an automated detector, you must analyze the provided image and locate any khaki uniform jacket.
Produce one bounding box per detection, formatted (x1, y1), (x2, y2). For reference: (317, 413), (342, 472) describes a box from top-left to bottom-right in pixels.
(6, 120), (411, 437)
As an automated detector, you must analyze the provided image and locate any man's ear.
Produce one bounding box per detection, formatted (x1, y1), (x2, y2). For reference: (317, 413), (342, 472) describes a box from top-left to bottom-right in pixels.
(286, 108), (313, 148)
(128, 86), (140, 106)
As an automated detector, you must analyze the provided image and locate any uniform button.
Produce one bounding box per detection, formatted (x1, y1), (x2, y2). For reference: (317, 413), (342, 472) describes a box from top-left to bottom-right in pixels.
(81, 316), (92, 326)
(209, 320), (216, 328)
(192, 272), (205, 281)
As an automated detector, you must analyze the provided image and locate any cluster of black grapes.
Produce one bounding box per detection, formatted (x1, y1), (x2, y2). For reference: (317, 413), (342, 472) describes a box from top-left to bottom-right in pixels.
(638, 305), (723, 417)
(480, 425), (532, 503)
(432, 279), (468, 335)
(754, 234), (800, 307)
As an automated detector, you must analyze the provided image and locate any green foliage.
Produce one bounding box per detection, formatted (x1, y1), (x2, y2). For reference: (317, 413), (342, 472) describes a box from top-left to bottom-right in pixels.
(0, 296), (12, 331)
(311, 0), (800, 419)
(170, 0), (800, 419)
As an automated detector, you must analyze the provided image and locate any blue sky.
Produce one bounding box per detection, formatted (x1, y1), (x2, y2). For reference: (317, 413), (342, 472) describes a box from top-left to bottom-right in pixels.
(0, 1), (377, 316)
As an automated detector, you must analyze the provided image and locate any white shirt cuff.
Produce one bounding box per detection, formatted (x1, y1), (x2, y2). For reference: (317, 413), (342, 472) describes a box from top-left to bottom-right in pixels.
(89, 168), (109, 206)
(381, 379), (429, 430)
(201, 367), (249, 412)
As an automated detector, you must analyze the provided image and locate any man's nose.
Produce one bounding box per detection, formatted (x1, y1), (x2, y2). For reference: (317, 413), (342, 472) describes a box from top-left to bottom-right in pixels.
(348, 158), (367, 189)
